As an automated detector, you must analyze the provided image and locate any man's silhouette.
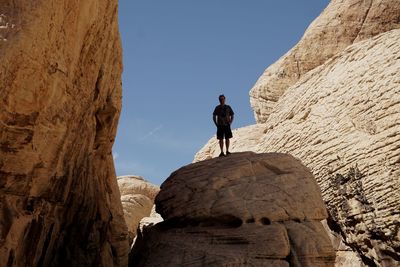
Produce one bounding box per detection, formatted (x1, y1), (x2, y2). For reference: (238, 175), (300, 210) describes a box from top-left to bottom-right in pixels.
(213, 94), (234, 157)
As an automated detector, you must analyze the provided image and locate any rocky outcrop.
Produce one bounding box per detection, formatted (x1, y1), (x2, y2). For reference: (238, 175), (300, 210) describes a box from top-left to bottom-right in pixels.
(196, 29), (400, 266)
(250, 0), (400, 123)
(0, 1), (128, 266)
(131, 152), (335, 266)
(117, 176), (159, 244)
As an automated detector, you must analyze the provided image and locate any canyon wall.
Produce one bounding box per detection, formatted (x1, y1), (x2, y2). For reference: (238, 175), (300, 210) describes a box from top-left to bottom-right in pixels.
(250, 0), (400, 123)
(0, 0), (128, 266)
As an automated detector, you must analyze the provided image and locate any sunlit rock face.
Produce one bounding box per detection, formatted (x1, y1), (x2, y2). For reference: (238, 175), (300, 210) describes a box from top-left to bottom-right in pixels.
(254, 31), (400, 266)
(249, 0), (400, 124)
(117, 175), (159, 245)
(196, 29), (400, 266)
(0, 0), (128, 266)
(131, 152), (335, 267)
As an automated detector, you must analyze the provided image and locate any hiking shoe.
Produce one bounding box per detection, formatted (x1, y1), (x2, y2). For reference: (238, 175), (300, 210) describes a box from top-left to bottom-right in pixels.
(226, 151), (231, 155)
(219, 152), (225, 157)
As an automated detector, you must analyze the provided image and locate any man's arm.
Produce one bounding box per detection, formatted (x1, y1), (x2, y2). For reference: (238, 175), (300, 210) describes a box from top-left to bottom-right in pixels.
(229, 106), (234, 125)
(213, 114), (218, 127)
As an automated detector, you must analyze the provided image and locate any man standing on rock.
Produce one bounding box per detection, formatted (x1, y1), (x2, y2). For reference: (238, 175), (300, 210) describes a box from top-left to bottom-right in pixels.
(213, 94), (234, 157)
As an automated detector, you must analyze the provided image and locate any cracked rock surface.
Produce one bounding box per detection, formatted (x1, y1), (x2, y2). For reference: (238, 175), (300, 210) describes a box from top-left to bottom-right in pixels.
(131, 152), (335, 267)
(0, 0), (128, 266)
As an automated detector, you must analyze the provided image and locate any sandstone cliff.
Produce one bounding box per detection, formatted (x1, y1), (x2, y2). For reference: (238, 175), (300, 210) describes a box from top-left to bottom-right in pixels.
(0, 1), (128, 266)
(250, 0), (400, 123)
(117, 176), (159, 245)
(197, 29), (400, 266)
(132, 152), (335, 267)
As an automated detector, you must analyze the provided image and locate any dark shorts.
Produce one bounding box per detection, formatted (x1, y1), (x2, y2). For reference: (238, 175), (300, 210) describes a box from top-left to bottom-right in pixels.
(216, 125), (233, 140)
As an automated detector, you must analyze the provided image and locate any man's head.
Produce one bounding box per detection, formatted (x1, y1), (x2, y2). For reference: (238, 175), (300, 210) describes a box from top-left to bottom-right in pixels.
(219, 94), (225, 105)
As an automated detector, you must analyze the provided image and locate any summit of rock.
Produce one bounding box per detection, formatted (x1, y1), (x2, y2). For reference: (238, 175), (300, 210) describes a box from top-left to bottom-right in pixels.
(159, 152), (327, 222)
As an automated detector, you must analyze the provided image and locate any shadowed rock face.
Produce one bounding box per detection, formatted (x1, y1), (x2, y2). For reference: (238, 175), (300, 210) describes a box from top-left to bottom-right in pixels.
(0, 1), (128, 266)
(131, 152), (335, 267)
(250, 0), (400, 123)
(196, 29), (400, 266)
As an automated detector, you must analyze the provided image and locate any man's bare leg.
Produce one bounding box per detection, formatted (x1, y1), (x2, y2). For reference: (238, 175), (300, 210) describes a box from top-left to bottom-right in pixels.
(219, 139), (224, 155)
(225, 139), (230, 154)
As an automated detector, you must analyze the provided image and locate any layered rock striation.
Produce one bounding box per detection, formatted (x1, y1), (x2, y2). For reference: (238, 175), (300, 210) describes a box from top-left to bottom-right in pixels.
(255, 30), (400, 266)
(250, 0), (400, 123)
(0, 0), (128, 266)
(117, 176), (159, 245)
(197, 29), (400, 266)
(132, 152), (335, 266)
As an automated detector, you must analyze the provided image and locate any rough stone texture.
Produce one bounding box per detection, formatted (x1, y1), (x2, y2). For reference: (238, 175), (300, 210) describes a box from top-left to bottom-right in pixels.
(117, 176), (159, 244)
(196, 29), (400, 266)
(0, 1), (128, 266)
(250, 0), (400, 123)
(194, 124), (264, 162)
(131, 152), (335, 267)
(322, 220), (363, 267)
(256, 29), (400, 267)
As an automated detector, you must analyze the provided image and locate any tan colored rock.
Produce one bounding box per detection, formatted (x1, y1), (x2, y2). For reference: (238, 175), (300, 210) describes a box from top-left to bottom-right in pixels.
(117, 176), (159, 244)
(131, 152), (335, 266)
(256, 30), (400, 266)
(118, 175), (159, 200)
(196, 29), (400, 265)
(0, 1), (128, 266)
(194, 124), (264, 162)
(322, 220), (363, 267)
(250, 0), (400, 123)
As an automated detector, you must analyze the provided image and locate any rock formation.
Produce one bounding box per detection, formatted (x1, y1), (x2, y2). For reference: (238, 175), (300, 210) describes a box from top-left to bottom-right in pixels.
(255, 30), (400, 267)
(250, 0), (400, 123)
(117, 176), (159, 244)
(131, 152), (335, 266)
(0, 1), (128, 266)
(197, 28), (400, 266)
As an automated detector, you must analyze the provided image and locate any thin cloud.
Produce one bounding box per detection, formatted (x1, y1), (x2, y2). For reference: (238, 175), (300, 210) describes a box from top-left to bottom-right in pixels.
(139, 124), (164, 141)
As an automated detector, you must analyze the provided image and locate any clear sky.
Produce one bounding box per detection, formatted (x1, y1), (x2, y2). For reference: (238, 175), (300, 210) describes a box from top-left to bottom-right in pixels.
(114, 0), (330, 185)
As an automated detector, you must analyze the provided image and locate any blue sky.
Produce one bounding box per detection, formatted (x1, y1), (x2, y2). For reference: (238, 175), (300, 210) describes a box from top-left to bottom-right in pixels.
(114, 0), (330, 185)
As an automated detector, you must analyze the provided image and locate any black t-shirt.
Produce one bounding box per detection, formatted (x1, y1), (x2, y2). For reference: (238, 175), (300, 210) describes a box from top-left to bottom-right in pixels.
(213, 105), (234, 126)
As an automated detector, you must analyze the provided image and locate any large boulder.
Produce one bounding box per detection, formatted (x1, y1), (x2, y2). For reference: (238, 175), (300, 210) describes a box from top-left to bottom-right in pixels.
(0, 0), (128, 266)
(196, 29), (400, 266)
(250, 0), (400, 123)
(131, 152), (335, 266)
